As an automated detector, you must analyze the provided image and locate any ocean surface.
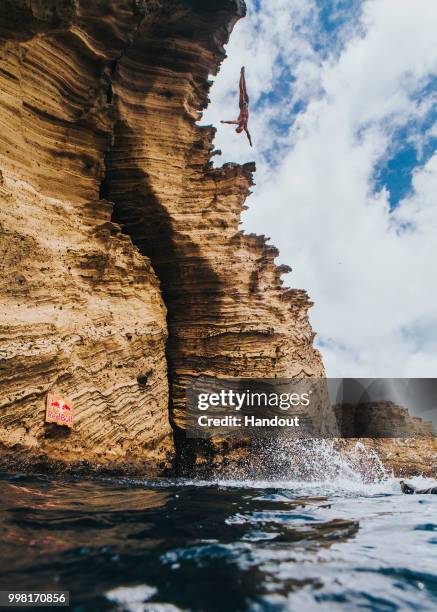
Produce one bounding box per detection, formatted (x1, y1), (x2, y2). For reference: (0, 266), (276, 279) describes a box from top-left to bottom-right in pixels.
(1, 443), (437, 612)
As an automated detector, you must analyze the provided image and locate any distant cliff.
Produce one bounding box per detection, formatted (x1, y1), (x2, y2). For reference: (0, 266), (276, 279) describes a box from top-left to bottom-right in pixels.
(334, 401), (437, 477)
(0, 0), (324, 474)
(335, 401), (435, 438)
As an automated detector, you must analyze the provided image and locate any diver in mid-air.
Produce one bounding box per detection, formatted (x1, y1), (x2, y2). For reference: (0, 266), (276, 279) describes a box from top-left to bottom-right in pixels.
(221, 66), (253, 147)
(400, 480), (437, 494)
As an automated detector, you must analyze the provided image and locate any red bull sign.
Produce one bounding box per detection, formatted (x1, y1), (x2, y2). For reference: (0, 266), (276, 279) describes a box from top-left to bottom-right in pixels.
(46, 394), (74, 428)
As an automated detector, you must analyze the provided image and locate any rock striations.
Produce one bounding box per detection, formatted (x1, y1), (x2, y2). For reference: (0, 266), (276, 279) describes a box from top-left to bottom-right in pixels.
(0, 0), (173, 473)
(1, 0), (323, 475)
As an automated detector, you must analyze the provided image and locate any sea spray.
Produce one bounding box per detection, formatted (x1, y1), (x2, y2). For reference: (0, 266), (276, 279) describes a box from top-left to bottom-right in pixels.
(211, 438), (393, 485)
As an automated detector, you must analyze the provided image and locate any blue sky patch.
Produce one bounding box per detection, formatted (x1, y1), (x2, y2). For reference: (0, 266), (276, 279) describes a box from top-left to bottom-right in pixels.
(373, 99), (437, 210)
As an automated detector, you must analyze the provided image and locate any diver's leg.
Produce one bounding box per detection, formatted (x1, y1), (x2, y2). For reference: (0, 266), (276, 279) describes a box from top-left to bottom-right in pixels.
(239, 69), (245, 109)
(240, 67), (249, 106)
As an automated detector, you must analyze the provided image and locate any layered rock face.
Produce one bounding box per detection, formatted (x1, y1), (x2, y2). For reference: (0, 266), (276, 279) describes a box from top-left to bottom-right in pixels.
(101, 1), (325, 467)
(0, 0), (325, 474)
(0, 1), (172, 473)
(335, 402), (437, 476)
(335, 402), (435, 438)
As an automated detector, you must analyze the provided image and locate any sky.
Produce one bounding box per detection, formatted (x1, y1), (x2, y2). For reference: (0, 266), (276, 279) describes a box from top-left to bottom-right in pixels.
(202, 0), (437, 378)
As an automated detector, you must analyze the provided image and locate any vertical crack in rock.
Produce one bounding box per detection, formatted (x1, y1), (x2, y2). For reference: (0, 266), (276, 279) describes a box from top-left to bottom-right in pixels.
(102, 0), (327, 473)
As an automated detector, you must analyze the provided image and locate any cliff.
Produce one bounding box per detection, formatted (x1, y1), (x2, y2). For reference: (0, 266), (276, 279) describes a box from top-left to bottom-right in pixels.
(0, 0), (324, 474)
(334, 401), (437, 477)
(335, 401), (435, 438)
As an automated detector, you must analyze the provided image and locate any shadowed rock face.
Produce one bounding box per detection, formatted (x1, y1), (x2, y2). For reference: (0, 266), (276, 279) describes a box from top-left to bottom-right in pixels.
(0, 0), (324, 474)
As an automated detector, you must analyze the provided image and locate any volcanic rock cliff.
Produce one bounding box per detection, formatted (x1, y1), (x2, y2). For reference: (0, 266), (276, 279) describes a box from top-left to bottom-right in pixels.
(0, 0), (325, 475)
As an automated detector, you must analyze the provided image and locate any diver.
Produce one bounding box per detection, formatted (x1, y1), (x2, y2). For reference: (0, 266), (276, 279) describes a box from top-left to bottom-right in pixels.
(400, 480), (437, 494)
(221, 66), (253, 147)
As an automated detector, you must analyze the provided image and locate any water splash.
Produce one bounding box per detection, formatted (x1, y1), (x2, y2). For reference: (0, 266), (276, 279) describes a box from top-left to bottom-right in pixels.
(284, 439), (392, 483)
(213, 439), (394, 492)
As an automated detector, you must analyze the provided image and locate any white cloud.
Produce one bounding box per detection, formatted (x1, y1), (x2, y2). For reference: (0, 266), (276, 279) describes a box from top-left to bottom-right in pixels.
(202, 0), (437, 377)
(203, 0), (322, 170)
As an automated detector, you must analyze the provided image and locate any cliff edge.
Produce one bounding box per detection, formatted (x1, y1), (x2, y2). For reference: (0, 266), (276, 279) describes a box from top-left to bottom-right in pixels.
(0, 0), (324, 475)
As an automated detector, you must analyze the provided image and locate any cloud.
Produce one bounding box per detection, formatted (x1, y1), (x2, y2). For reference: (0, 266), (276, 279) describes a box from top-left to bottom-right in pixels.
(202, 0), (437, 377)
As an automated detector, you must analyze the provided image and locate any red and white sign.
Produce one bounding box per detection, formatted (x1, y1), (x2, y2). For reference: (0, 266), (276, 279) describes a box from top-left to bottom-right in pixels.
(46, 394), (74, 428)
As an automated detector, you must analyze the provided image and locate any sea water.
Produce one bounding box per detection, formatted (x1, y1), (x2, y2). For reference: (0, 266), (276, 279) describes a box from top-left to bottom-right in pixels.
(1, 442), (436, 611)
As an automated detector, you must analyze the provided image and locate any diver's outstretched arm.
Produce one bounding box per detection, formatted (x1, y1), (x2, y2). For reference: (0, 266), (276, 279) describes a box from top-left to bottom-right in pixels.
(245, 127), (253, 147)
(221, 120), (239, 124)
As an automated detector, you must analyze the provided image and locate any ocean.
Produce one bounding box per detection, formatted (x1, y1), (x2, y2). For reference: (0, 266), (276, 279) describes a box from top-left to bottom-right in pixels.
(1, 443), (437, 611)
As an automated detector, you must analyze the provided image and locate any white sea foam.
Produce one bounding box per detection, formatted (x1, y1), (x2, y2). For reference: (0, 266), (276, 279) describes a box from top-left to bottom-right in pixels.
(115, 439), (436, 500)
